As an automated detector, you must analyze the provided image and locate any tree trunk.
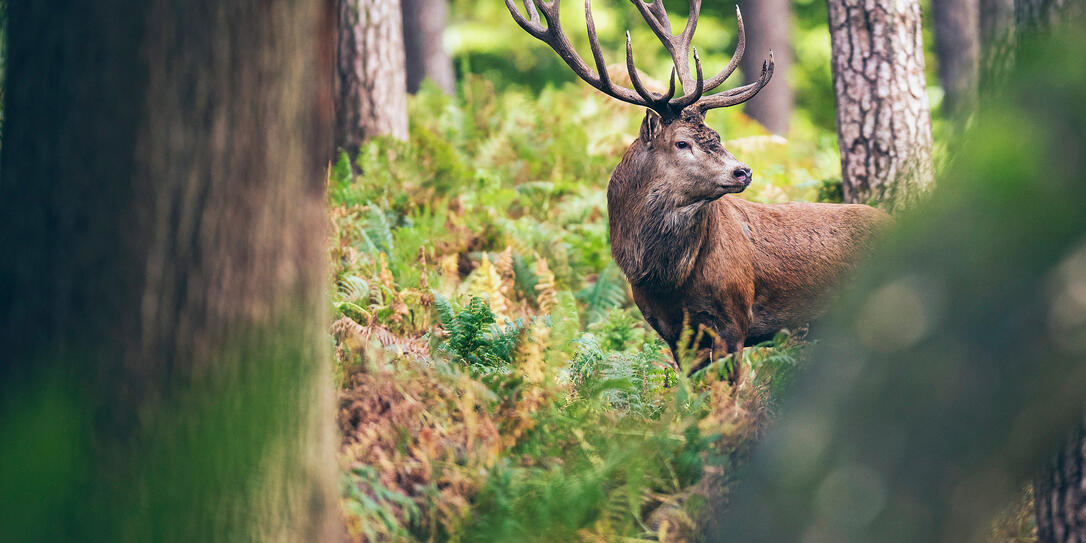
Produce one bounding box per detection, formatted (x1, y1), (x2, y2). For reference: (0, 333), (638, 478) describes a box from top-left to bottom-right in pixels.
(979, 0), (1017, 91)
(1013, 4), (1086, 540)
(739, 0), (793, 135)
(826, 0), (935, 207)
(336, 0), (409, 154)
(0, 1), (339, 541)
(932, 0), (980, 119)
(1036, 416), (1086, 543)
(714, 14), (1086, 541)
(402, 0), (456, 94)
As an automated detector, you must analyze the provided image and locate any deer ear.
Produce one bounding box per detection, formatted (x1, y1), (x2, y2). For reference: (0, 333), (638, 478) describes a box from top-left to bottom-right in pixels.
(639, 110), (662, 144)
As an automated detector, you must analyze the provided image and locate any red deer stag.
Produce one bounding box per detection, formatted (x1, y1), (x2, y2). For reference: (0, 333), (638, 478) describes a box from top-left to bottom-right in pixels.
(506, 0), (888, 377)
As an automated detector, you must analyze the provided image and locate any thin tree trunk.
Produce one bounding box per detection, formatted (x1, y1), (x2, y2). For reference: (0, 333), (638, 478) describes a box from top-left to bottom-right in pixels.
(932, 0), (980, 119)
(402, 0), (456, 94)
(336, 0), (409, 154)
(739, 0), (793, 135)
(0, 1), (339, 540)
(1036, 416), (1086, 543)
(826, 0), (935, 207)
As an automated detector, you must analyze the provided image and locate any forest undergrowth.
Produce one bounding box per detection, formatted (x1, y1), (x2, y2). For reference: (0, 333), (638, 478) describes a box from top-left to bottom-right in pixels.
(329, 77), (836, 542)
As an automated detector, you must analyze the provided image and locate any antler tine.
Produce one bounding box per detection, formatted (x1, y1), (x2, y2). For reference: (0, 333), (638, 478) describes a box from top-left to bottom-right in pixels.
(523, 0), (542, 26)
(584, 0), (612, 88)
(700, 5), (746, 92)
(646, 0), (672, 35)
(670, 47), (704, 109)
(697, 50), (774, 111)
(506, 0), (546, 38)
(629, 0), (703, 98)
(626, 31), (674, 107)
(505, 0), (653, 108)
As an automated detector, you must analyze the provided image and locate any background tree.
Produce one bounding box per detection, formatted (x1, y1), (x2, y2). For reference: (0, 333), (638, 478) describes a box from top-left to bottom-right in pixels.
(1015, 0), (1071, 30)
(337, 0), (409, 154)
(932, 0), (980, 119)
(712, 16), (1086, 541)
(826, 0), (934, 206)
(402, 0), (456, 94)
(1004, 3), (1086, 540)
(0, 1), (339, 540)
(738, 0), (793, 135)
(979, 0), (1016, 90)
(1036, 416), (1086, 542)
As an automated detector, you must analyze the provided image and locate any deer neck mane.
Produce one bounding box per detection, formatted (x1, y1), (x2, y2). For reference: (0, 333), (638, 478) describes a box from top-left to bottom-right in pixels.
(607, 143), (716, 290)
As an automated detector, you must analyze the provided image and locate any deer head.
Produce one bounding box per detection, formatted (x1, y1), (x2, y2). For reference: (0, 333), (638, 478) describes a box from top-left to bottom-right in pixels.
(507, 0), (774, 286)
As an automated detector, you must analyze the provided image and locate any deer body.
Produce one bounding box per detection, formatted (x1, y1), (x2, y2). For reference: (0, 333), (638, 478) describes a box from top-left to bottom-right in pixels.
(609, 138), (887, 363)
(507, 0), (889, 372)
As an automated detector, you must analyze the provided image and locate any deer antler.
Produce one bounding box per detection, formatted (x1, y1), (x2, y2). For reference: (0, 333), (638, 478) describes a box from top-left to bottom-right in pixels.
(505, 1), (773, 118)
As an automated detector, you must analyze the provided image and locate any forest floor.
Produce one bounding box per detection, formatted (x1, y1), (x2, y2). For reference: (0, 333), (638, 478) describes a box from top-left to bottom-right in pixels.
(327, 79), (827, 542)
(326, 79), (1036, 542)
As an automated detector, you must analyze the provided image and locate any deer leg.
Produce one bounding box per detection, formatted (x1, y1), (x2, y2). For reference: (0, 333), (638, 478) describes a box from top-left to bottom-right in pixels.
(716, 318), (749, 384)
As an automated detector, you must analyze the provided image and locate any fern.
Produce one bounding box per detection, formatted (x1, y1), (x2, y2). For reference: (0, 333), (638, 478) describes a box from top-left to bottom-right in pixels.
(359, 203), (395, 255)
(335, 275), (371, 322)
(576, 262), (628, 325)
(435, 295), (524, 375)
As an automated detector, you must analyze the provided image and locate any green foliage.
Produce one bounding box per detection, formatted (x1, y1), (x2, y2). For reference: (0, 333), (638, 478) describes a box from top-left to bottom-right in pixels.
(341, 466), (420, 541)
(328, 72), (820, 542)
(435, 295), (524, 373)
(328, 6), (852, 539)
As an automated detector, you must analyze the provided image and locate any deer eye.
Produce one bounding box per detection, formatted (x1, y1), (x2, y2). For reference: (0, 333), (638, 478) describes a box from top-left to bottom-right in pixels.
(675, 141), (690, 150)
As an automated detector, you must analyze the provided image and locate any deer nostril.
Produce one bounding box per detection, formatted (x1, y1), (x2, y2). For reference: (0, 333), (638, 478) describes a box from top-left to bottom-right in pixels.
(734, 168), (752, 181)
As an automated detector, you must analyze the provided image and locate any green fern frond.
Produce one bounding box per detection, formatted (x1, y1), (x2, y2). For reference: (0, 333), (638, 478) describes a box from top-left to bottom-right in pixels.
(577, 262), (629, 325)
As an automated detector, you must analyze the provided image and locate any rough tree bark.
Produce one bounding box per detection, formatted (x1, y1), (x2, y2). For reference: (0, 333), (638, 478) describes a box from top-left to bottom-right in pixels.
(739, 0), (793, 135)
(932, 0), (980, 119)
(0, 1), (339, 541)
(336, 0), (409, 154)
(402, 0), (456, 94)
(826, 0), (934, 207)
(1036, 415), (1086, 543)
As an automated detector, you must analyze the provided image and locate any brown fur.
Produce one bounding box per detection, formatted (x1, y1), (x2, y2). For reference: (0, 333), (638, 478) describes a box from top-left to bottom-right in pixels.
(608, 110), (889, 373)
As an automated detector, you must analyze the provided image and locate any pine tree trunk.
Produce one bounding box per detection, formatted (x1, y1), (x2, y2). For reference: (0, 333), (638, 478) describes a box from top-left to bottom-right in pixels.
(932, 0), (980, 119)
(0, 1), (340, 540)
(402, 0), (456, 94)
(1036, 417), (1086, 543)
(336, 0), (409, 154)
(826, 0), (935, 207)
(739, 0), (793, 135)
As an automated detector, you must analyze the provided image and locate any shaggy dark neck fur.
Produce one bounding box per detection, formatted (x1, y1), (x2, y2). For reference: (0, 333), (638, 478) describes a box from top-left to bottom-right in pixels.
(607, 142), (716, 289)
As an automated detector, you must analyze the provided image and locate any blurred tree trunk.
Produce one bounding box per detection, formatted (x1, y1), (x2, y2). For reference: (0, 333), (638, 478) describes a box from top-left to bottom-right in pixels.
(336, 0), (409, 154)
(1036, 417), (1086, 543)
(932, 0), (980, 119)
(979, 0), (1016, 91)
(402, 0), (455, 94)
(1010, 4), (1086, 542)
(739, 0), (793, 135)
(1015, 0), (1070, 30)
(826, 0), (934, 207)
(0, 1), (339, 541)
(715, 14), (1086, 541)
